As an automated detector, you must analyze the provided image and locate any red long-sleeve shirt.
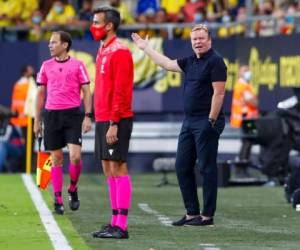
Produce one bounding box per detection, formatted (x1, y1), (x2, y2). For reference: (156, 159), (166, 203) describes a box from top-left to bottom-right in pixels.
(94, 36), (134, 122)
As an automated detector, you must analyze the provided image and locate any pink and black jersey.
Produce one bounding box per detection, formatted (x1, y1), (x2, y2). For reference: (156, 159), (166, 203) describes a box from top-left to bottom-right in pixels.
(37, 57), (90, 110)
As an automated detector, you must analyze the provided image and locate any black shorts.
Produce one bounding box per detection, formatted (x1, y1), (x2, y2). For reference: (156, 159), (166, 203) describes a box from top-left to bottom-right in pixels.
(43, 107), (83, 151)
(95, 118), (133, 163)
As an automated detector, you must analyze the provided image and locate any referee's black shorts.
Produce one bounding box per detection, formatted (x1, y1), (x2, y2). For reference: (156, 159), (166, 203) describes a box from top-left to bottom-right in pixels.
(95, 117), (133, 163)
(43, 107), (83, 151)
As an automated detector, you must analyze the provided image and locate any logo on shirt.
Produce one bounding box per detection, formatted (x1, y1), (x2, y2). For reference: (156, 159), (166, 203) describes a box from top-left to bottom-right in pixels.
(108, 149), (114, 155)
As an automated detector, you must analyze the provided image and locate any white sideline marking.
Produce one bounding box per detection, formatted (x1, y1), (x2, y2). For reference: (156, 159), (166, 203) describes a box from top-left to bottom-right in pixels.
(22, 174), (72, 250)
(199, 243), (221, 250)
(138, 203), (172, 226)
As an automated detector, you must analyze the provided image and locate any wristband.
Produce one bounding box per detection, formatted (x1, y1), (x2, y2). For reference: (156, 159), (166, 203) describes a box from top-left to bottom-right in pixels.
(109, 120), (118, 126)
(85, 112), (93, 118)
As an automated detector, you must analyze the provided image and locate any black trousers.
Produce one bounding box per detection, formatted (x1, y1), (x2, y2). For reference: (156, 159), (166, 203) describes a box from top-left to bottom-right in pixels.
(175, 117), (225, 217)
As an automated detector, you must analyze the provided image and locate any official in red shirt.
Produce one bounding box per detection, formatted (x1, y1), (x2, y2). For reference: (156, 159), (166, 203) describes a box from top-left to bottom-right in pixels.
(90, 6), (133, 240)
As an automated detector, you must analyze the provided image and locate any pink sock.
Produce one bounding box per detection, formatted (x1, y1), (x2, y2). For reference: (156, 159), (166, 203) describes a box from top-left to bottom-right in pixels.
(51, 166), (63, 204)
(107, 176), (117, 226)
(68, 161), (82, 192)
(115, 175), (132, 230)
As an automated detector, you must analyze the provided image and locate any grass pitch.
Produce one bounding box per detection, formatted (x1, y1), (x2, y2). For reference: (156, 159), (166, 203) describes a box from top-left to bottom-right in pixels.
(66, 174), (300, 250)
(1, 173), (300, 250)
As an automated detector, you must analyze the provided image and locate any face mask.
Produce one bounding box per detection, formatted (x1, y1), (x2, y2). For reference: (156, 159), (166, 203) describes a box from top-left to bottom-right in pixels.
(265, 10), (272, 15)
(54, 5), (63, 14)
(191, 0), (198, 3)
(90, 25), (107, 41)
(243, 71), (252, 82)
(222, 15), (231, 23)
(32, 16), (41, 24)
(194, 13), (203, 23)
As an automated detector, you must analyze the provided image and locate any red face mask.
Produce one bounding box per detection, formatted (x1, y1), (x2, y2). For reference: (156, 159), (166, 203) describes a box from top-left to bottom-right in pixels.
(90, 25), (107, 41)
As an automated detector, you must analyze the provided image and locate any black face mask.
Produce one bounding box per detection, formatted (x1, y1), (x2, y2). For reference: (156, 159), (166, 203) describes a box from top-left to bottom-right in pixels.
(265, 10), (272, 15)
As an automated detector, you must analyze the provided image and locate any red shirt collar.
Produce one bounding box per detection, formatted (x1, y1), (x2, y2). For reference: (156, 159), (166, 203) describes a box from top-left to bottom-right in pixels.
(103, 35), (117, 48)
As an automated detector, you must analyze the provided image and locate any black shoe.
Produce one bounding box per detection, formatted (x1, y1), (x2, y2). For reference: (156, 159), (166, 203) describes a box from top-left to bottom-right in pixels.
(68, 188), (80, 211)
(185, 216), (214, 226)
(94, 226), (129, 239)
(54, 203), (64, 215)
(91, 224), (113, 238)
(172, 215), (196, 226)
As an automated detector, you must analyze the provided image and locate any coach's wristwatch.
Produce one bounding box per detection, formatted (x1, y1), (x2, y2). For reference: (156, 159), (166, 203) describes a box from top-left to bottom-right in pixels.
(85, 112), (93, 118)
(208, 118), (216, 127)
(109, 120), (119, 126)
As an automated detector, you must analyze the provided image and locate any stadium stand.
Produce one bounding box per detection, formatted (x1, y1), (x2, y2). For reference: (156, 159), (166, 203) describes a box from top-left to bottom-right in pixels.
(1, 0), (300, 41)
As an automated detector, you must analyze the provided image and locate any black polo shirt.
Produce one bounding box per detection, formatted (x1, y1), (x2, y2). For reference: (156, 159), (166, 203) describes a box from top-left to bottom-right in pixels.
(177, 48), (227, 118)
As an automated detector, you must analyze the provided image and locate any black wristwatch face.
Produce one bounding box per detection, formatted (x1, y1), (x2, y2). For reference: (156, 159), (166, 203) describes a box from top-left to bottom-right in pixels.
(85, 113), (93, 118)
(208, 118), (216, 126)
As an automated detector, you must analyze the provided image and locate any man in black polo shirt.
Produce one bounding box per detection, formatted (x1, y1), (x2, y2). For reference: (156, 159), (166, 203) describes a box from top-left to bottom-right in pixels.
(132, 24), (227, 226)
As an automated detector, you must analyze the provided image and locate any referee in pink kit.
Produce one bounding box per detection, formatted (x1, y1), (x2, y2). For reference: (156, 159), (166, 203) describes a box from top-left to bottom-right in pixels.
(34, 31), (92, 215)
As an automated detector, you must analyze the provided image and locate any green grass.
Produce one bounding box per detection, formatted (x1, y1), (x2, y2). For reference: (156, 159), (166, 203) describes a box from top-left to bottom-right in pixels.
(62, 174), (300, 250)
(40, 180), (90, 250)
(0, 175), (52, 250)
(2, 173), (300, 250)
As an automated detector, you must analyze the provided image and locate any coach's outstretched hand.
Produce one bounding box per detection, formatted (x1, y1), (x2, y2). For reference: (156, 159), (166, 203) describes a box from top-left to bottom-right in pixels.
(131, 33), (149, 50)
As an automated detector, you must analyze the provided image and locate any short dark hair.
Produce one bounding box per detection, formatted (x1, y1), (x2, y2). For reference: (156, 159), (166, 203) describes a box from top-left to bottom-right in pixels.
(53, 30), (72, 52)
(21, 65), (30, 75)
(93, 6), (121, 31)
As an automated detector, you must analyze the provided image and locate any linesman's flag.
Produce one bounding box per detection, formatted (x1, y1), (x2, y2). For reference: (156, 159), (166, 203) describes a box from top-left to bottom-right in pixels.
(36, 137), (52, 189)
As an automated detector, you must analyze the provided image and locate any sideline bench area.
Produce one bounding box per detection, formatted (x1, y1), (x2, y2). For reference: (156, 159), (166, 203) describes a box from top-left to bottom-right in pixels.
(81, 121), (245, 154)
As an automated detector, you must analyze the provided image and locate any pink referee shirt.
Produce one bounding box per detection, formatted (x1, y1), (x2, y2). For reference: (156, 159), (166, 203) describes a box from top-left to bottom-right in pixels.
(37, 57), (90, 110)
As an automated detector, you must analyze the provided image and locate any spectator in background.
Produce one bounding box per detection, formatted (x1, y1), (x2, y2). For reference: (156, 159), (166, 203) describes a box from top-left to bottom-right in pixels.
(217, 9), (232, 38)
(45, 0), (76, 26)
(173, 8), (192, 39)
(230, 65), (259, 164)
(205, 0), (223, 22)
(161, 0), (187, 21)
(136, 0), (159, 16)
(0, 123), (25, 173)
(153, 8), (168, 39)
(27, 9), (47, 42)
(11, 65), (36, 136)
(17, 0), (39, 25)
(233, 5), (247, 36)
(136, 13), (155, 38)
(182, 0), (206, 23)
(225, 0), (243, 18)
(0, 0), (23, 41)
(77, 0), (94, 27)
(72, 0), (94, 39)
(109, 0), (135, 24)
(39, 0), (55, 19)
(255, 0), (276, 36)
(276, 3), (295, 35)
(230, 65), (258, 129)
(0, 0), (21, 27)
